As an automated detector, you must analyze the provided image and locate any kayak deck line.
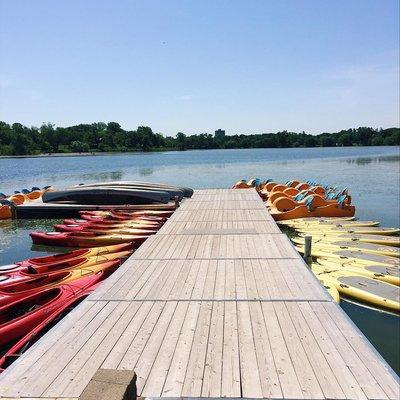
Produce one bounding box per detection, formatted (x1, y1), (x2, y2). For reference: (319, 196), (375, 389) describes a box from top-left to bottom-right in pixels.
(0, 188), (398, 400)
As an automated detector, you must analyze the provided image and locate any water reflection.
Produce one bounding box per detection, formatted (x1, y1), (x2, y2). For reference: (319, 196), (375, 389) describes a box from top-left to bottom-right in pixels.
(341, 300), (400, 375)
(139, 168), (154, 176)
(0, 148), (399, 375)
(346, 154), (400, 165)
(74, 171), (124, 182)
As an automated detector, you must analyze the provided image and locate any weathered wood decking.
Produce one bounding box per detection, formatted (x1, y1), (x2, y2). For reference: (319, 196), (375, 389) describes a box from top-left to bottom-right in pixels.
(0, 189), (398, 399)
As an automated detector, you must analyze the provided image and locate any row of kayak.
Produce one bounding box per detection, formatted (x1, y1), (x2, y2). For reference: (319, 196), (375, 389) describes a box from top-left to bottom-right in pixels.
(0, 199), (176, 372)
(0, 186), (53, 219)
(233, 179), (399, 312)
(282, 217), (399, 313)
(0, 180), (193, 220)
(0, 243), (134, 372)
(43, 181), (194, 205)
(232, 178), (355, 220)
(30, 209), (171, 247)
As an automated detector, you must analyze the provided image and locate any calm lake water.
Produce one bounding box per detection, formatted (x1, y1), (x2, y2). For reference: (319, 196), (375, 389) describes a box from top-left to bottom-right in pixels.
(0, 146), (399, 374)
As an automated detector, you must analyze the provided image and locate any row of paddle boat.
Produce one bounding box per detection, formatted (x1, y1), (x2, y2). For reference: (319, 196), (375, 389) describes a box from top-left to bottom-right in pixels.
(0, 186), (53, 219)
(232, 178), (355, 220)
(279, 217), (400, 313)
(232, 179), (399, 312)
(0, 201), (176, 372)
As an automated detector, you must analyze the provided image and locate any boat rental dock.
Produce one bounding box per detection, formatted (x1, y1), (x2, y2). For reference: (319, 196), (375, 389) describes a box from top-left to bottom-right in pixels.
(0, 188), (398, 399)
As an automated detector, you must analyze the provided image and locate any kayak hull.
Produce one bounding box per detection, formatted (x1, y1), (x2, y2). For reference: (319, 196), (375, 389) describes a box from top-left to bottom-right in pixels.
(16, 243), (133, 268)
(74, 180), (194, 198)
(0, 287), (93, 372)
(311, 264), (399, 312)
(30, 231), (150, 248)
(0, 272), (104, 346)
(43, 187), (171, 205)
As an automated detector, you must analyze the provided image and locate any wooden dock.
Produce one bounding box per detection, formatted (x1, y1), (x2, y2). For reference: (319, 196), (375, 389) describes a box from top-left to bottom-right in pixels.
(0, 189), (398, 399)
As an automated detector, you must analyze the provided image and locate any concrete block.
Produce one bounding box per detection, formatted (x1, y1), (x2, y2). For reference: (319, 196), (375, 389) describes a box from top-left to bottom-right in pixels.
(79, 369), (137, 400)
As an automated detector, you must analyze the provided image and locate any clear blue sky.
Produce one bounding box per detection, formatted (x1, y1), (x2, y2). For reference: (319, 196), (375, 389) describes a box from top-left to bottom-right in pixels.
(0, 0), (399, 135)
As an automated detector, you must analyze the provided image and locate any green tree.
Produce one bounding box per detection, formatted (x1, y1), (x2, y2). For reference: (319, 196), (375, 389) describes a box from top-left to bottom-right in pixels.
(176, 132), (187, 150)
(70, 140), (90, 152)
(40, 123), (62, 152)
(337, 133), (352, 146)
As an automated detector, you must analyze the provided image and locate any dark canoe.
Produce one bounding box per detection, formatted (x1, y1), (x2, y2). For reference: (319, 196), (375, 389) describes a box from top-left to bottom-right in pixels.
(74, 181), (194, 198)
(74, 184), (184, 200)
(42, 187), (171, 205)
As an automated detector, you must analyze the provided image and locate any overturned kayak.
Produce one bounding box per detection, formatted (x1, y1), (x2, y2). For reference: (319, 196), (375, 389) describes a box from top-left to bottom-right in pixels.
(74, 184), (184, 200)
(42, 187), (172, 205)
(30, 231), (150, 248)
(74, 180), (194, 198)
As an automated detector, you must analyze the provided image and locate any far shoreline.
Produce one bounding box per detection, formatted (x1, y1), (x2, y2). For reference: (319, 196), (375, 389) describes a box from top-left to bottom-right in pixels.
(0, 152), (97, 159)
(0, 145), (399, 160)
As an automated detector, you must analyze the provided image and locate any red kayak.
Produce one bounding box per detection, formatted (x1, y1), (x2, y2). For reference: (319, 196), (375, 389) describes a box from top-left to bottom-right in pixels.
(62, 218), (161, 227)
(0, 259), (121, 305)
(30, 231), (150, 248)
(53, 223), (158, 235)
(79, 213), (165, 223)
(62, 218), (161, 228)
(18, 243), (133, 267)
(1, 250), (131, 279)
(0, 285), (95, 373)
(0, 271), (104, 346)
(80, 209), (173, 217)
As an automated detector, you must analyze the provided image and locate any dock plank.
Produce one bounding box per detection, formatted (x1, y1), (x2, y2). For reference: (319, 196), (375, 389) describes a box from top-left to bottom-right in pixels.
(0, 188), (398, 400)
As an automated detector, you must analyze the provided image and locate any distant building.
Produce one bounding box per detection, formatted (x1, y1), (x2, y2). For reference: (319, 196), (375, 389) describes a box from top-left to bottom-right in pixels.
(214, 129), (225, 139)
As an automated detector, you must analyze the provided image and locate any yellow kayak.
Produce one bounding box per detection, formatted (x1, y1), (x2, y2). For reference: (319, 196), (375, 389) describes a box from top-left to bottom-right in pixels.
(278, 217), (356, 225)
(315, 274), (340, 302)
(282, 220), (380, 228)
(291, 237), (400, 258)
(317, 258), (400, 286)
(297, 232), (400, 247)
(295, 246), (400, 267)
(296, 226), (400, 236)
(311, 263), (399, 312)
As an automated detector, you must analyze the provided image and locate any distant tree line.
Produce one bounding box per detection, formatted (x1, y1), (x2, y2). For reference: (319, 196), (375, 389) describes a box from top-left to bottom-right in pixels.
(0, 121), (398, 156)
